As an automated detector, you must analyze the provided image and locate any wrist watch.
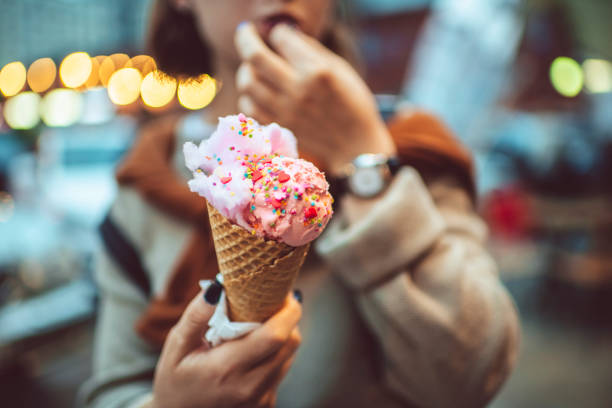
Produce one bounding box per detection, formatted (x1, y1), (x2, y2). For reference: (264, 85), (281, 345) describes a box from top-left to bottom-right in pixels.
(332, 153), (401, 198)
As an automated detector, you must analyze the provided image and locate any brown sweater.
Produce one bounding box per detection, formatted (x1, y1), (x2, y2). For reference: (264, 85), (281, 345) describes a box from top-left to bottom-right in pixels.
(78, 111), (519, 408)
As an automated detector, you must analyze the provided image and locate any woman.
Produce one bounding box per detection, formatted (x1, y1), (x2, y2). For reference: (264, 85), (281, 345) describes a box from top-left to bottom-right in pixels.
(79, 0), (519, 407)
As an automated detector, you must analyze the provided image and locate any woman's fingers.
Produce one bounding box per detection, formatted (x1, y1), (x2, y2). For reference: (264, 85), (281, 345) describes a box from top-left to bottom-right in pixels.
(222, 295), (302, 370)
(235, 22), (295, 90)
(244, 328), (301, 403)
(248, 326), (300, 376)
(162, 285), (216, 366)
(236, 63), (283, 115)
(268, 24), (328, 72)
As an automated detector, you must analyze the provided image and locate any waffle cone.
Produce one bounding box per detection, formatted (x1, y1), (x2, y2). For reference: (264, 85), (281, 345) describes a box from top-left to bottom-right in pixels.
(207, 202), (309, 322)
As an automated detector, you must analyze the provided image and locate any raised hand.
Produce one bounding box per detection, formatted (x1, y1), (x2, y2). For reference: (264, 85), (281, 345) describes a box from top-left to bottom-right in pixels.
(235, 22), (396, 175)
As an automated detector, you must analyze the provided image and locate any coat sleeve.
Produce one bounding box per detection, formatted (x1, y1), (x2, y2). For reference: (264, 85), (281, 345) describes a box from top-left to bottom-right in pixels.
(315, 167), (520, 407)
(77, 188), (157, 408)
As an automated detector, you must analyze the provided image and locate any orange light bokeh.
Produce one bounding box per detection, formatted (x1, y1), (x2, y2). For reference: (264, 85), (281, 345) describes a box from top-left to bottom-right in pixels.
(0, 61), (27, 97)
(126, 55), (157, 77)
(99, 53), (129, 87)
(27, 58), (57, 93)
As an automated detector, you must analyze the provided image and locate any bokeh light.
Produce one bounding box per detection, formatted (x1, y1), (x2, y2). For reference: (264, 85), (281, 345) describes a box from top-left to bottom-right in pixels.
(550, 57), (583, 97)
(0, 61), (27, 97)
(582, 59), (612, 94)
(40, 88), (83, 127)
(27, 58), (57, 93)
(107, 67), (142, 105)
(98, 53), (129, 87)
(141, 71), (176, 108)
(98, 58), (115, 87)
(0, 191), (15, 223)
(126, 55), (156, 77)
(177, 75), (217, 110)
(84, 56), (101, 88)
(59, 52), (93, 88)
(3, 92), (41, 129)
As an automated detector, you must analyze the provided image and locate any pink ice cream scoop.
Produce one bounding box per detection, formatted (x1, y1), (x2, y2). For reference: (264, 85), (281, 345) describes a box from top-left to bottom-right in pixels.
(184, 113), (333, 246)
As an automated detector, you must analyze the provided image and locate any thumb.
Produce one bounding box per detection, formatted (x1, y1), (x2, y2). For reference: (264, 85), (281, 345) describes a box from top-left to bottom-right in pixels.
(163, 280), (219, 365)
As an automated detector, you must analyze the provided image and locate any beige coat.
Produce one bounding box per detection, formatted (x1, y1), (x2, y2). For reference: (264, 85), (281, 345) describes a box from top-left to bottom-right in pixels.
(78, 114), (519, 408)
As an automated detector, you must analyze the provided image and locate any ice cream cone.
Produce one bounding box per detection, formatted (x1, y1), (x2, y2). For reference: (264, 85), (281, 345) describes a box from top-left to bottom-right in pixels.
(207, 202), (310, 322)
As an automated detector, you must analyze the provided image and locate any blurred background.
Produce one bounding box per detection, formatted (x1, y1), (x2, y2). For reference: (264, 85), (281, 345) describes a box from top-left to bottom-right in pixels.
(1, 0), (611, 406)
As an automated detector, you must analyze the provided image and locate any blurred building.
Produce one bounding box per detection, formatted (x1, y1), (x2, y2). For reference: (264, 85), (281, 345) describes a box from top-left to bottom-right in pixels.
(0, 0), (150, 67)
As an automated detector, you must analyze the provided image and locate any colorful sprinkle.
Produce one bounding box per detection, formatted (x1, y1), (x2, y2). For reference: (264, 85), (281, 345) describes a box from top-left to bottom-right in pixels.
(220, 176), (232, 184)
(305, 207), (317, 219)
(278, 172), (290, 183)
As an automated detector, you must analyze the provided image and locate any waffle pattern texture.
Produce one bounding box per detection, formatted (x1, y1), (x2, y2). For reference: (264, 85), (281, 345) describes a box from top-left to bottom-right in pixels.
(207, 202), (310, 322)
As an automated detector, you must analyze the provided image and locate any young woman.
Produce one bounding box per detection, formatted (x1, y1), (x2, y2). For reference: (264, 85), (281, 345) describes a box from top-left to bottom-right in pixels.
(79, 1), (519, 407)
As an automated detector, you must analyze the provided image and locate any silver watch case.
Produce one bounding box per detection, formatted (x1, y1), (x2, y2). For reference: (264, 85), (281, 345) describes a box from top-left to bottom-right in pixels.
(344, 153), (392, 198)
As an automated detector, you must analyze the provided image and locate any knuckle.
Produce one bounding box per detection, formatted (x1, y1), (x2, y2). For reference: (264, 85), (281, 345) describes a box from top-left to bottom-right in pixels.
(290, 330), (302, 349)
(234, 385), (256, 404)
(308, 67), (332, 86)
(294, 86), (311, 105)
(238, 81), (254, 95)
(247, 50), (265, 65)
(266, 330), (286, 349)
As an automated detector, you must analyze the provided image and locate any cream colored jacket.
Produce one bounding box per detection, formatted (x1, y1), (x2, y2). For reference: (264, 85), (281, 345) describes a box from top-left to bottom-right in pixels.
(78, 117), (519, 408)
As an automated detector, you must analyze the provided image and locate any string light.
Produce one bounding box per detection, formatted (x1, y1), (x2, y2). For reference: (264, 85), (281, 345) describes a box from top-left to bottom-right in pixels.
(0, 61), (27, 97)
(582, 59), (612, 94)
(2, 51), (218, 116)
(550, 57), (583, 97)
(59, 52), (93, 88)
(27, 58), (56, 93)
(178, 75), (217, 110)
(3, 91), (41, 129)
(40, 88), (83, 127)
(126, 55), (156, 77)
(84, 56), (101, 88)
(99, 53), (129, 87)
(107, 67), (142, 105)
(141, 70), (176, 108)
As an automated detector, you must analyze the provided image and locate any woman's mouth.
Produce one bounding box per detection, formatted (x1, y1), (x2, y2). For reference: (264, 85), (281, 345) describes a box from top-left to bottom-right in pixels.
(257, 13), (300, 40)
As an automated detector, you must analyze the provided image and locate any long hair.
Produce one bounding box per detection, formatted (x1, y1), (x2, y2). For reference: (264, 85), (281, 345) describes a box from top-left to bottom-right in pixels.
(147, 0), (361, 79)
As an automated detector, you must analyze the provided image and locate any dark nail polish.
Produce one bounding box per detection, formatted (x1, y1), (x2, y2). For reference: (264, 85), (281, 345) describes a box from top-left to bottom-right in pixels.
(293, 289), (303, 304)
(204, 281), (223, 305)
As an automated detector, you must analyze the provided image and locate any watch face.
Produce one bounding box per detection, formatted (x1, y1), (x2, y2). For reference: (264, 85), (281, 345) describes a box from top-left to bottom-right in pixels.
(349, 167), (384, 197)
